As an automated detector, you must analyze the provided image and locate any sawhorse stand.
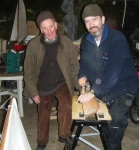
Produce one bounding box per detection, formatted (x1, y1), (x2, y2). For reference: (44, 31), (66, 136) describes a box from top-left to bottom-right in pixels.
(64, 120), (110, 150)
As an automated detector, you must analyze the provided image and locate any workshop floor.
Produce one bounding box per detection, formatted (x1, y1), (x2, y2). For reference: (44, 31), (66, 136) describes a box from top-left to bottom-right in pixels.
(0, 96), (139, 150)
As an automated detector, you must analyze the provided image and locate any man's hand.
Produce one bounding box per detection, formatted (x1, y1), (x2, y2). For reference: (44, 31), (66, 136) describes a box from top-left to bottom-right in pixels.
(78, 77), (87, 87)
(77, 92), (95, 103)
(32, 95), (40, 104)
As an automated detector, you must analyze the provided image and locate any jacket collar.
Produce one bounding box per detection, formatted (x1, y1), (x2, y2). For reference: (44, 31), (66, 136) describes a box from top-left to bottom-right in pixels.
(40, 32), (60, 44)
(87, 23), (109, 45)
(39, 32), (64, 50)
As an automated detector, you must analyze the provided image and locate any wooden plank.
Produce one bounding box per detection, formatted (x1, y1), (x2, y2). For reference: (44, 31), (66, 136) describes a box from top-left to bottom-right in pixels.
(0, 97), (13, 150)
(96, 99), (112, 121)
(72, 95), (112, 121)
(72, 95), (85, 120)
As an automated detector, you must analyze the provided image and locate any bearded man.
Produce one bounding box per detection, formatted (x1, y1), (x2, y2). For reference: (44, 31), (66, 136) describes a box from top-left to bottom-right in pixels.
(77, 4), (139, 150)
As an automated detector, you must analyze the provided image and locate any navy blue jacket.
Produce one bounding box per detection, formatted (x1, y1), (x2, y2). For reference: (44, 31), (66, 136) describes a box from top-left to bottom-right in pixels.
(78, 23), (139, 104)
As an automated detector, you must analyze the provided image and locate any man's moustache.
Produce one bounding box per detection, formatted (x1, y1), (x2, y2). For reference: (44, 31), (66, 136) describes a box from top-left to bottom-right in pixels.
(89, 26), (98, 30)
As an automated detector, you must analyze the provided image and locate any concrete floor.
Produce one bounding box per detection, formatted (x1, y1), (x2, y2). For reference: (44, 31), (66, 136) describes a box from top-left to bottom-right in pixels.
(0, 97), (139, 150)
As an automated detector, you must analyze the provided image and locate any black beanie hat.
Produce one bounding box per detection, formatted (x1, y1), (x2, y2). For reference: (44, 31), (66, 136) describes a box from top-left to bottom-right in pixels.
(82, 4), (103, 20)
(36, 11), (56, 27)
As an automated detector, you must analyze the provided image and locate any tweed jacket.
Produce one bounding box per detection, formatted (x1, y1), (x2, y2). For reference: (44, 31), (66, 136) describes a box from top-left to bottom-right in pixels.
(23, 34), (80, 98)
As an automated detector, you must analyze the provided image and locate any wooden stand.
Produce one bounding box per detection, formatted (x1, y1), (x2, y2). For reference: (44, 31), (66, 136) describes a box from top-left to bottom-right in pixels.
(64, 96), (111, 150)
(63, 119), (110, 150)
(72, 95), (111, 121)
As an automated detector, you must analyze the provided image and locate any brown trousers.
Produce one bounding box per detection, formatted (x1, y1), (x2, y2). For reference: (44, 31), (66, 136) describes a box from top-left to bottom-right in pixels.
(37, 83), (72, 146)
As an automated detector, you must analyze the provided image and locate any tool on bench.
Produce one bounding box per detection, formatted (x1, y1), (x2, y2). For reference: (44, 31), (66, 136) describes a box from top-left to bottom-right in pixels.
(80, 85), (99, 118)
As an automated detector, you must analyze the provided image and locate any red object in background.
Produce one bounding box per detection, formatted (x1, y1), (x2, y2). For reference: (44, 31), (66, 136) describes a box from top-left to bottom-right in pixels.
(12, 44), (26, 52)
(138, 71), (139, 78)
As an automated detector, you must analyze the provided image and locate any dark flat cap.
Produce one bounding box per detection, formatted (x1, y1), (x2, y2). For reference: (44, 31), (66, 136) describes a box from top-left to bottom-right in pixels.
(36, 11), (56, 27)
(82, 4), (104, 20)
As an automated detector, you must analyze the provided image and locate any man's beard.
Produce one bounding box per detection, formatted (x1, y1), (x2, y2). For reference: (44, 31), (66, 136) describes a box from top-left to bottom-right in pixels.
(89, 26), (103, 38)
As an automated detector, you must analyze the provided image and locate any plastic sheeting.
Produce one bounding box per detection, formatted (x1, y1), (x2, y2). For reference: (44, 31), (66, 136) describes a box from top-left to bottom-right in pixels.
(2, 98), (31, 150)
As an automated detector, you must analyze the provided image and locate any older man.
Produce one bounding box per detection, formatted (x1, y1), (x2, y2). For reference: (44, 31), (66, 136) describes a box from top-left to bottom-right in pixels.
(77, 4), (139, 150)
(23, 11), (79, 150)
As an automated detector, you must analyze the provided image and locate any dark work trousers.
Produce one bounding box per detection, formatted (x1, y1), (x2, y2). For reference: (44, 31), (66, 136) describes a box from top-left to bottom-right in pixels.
(102, 94), (135, 150)
(37, 83), (72, 146)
